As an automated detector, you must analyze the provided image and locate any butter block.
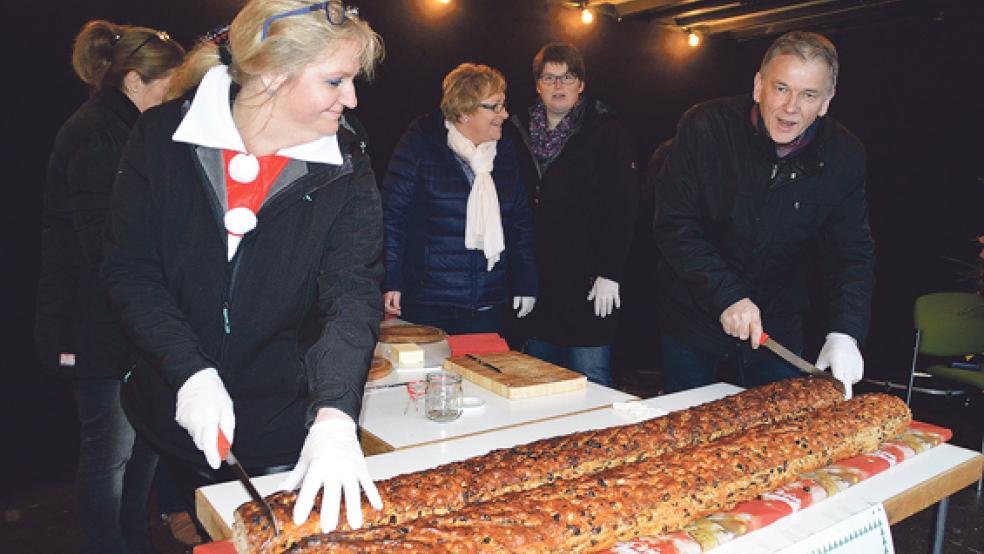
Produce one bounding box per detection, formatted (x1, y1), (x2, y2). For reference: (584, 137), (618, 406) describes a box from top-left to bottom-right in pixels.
(390, 343), (425, 368)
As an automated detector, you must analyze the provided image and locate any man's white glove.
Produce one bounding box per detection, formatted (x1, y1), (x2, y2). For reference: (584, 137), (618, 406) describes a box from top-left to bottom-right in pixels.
(278, 408), (383, 533)
(175, 368), (235, 470)
(587, 277), (620, 318)
(815, 332), (864, 400)
(720, 298), (763, 347)
(513, 296), (536, 318)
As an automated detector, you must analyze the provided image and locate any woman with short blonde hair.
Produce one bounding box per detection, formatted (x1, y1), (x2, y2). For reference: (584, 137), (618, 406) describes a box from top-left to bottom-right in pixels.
(382, 62), (538, 335)
(104, 0), (386, 533)
(440, 63), (506, 122)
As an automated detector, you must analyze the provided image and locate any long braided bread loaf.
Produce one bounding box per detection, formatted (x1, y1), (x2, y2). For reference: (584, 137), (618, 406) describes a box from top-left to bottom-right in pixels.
(289, 393), (910, 553)
(233, 378), (843, 553)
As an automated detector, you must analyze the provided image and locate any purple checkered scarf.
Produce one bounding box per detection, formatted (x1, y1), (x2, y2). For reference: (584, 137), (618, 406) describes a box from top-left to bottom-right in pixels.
(528, 100), (582, 162)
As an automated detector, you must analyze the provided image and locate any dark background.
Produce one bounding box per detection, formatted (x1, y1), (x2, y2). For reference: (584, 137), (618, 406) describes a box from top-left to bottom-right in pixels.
(3, 0), (982, 473)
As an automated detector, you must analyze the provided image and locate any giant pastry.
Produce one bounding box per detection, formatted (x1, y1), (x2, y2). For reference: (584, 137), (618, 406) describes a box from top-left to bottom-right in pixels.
(233, 378), (842, 552)
(290, 393), (910, 552)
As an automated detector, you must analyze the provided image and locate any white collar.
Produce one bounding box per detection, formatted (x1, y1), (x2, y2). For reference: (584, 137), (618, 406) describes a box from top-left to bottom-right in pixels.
(172, 65), (343, 165)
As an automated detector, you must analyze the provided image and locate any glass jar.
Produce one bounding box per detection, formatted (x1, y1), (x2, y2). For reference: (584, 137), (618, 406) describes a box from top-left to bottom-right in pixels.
(425, 371), (463, 422)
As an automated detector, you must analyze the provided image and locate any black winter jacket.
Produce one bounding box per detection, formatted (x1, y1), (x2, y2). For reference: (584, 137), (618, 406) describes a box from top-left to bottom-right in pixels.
(511, 100), (639, 346)
(382, 110), (537, 309)
(103, 101), (384, 469)
(36, 88), (137, 379)
(653, 94), (875, 356)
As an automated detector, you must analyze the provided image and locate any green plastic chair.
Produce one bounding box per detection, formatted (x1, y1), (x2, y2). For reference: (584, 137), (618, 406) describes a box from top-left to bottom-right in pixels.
(905, 292), (984, 494)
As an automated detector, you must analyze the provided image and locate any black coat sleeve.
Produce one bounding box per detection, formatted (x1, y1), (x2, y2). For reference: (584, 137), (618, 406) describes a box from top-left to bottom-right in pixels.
(589, 118), (639, 284)
(304, 153), (384, 426)
(502, 143), (539, 298)
(652, 107), (751, 317)
(817, 146), (875, 342)
(102, 117), (217, 391)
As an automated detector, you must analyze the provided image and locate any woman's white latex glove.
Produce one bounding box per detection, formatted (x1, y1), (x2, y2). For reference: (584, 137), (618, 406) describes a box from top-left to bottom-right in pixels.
(513, 296), (536, 318)
(278, 408), (383, 532)
(587, 277), (620, 318)
(174, 368), (235, 470)
(815, 332), (864, 400)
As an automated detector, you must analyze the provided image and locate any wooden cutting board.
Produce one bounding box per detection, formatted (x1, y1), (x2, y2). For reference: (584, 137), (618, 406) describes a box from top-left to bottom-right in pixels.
(443, 351), (587, 399)
(378, 324), (447, 344)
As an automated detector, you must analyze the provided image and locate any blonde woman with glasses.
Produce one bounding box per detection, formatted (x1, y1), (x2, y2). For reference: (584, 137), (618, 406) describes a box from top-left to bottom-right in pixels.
(103, 0), (385, 533)
(382, 63), (538, 335)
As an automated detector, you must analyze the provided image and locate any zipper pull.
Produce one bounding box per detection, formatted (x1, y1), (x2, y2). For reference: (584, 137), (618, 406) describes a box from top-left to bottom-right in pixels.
(771, 164), (779, 180)
(222, 303), (231, 334)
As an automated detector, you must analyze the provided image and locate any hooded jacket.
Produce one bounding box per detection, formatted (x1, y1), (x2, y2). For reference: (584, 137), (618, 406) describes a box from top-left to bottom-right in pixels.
(103, 77), (383, 469)
(653, 94), (874, 356)
(382, 110), (537, 309)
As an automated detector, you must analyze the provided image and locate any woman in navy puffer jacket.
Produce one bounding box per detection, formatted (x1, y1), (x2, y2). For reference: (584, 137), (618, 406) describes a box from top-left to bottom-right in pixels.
(382, 63), (537, 334)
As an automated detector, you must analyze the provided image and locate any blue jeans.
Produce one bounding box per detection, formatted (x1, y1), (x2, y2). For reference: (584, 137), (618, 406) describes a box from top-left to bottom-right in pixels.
(75, 379), (158, 554)
(401, 303), (504, 335)
(660, 334), (801, 393)
(525, 339), (614, 387)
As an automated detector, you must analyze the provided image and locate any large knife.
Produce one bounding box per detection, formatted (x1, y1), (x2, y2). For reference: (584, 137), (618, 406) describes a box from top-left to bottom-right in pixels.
(217, 430), (280, 537)
(465, 353), (504, 374)
(759, 331), (846, 395)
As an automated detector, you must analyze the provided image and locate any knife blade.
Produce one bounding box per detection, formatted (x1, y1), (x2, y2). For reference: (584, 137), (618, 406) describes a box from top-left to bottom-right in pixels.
(465, 354), (504, 374)
(759, 331), (846, 395)
(218, 430), (280, 537)
(364, 381), (416, 391)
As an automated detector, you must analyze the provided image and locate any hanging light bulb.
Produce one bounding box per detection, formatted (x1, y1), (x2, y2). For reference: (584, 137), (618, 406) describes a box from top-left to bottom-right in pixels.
(688, 30), (701, 48)
(581, 7), (594, 24)
(437, 0), (450, 4)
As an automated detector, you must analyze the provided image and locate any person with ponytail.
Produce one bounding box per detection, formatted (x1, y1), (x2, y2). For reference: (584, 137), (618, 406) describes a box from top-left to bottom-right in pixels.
(103, 0), (386, 534)
(36, 19), (184, 553)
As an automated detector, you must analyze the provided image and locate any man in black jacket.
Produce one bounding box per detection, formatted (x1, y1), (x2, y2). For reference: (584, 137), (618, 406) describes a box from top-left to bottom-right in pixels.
(653, 31), (874, 399)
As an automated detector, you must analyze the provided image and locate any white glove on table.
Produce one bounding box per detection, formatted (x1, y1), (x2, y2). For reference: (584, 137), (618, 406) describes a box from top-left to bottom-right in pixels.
(175, 368), (235, 470)
(513, 296), (536, 318)
(587, 277), (620, 318)
(815, 332), (864, 400)
(278, 408), (383, 532)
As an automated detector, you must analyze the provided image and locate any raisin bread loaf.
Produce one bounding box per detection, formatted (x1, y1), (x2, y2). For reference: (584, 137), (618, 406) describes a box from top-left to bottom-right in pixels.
(234, 378), (842, 552)
(291, 393), (910, 552)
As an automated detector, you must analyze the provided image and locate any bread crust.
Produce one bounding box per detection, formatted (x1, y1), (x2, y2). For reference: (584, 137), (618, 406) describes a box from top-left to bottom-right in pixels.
(234, 378), (844, 552)
(290, 393), (910, 552)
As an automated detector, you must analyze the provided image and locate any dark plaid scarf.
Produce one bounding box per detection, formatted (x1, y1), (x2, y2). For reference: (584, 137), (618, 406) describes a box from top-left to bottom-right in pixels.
(528, 99), (584, 162)
(752, 104), (820, 159)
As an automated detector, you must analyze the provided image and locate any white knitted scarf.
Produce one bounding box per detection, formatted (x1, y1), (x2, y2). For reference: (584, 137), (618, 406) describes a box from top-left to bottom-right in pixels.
(445, 120), (504, 271)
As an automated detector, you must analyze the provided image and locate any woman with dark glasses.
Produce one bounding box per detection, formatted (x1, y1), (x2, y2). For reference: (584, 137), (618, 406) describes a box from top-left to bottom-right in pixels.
(37, 19), (184, 553)
(103, 0), (385, 533)
(382, 63), (538, 335)
(510, 42), (639, 388)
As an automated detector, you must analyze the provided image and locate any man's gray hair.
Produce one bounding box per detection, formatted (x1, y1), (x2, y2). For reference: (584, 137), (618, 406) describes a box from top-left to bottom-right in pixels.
(760, 31), (838, 91)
